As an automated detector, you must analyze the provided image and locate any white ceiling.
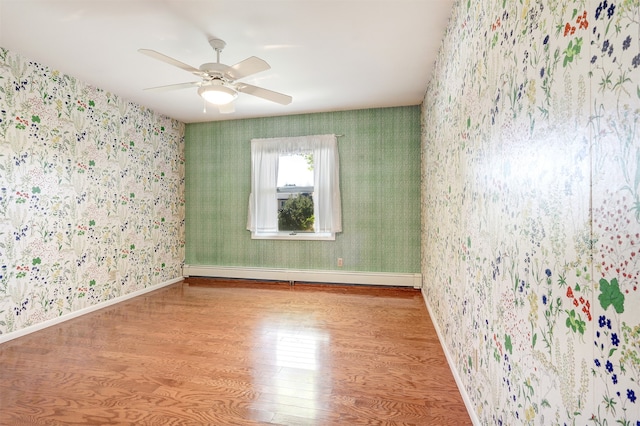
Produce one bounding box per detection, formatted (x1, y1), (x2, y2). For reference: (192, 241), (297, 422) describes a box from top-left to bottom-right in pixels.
(0, 0), (454, 123)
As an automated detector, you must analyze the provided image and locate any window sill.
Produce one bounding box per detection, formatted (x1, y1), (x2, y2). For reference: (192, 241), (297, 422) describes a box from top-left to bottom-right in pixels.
(251, 232), (335, 241)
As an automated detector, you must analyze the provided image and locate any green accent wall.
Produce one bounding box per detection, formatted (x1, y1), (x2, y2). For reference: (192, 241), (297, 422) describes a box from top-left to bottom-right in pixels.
(185, 106), (420, 273)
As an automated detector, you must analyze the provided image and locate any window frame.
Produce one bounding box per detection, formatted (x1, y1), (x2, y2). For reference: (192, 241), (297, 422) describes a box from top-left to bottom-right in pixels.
(247, 134), (342, 241)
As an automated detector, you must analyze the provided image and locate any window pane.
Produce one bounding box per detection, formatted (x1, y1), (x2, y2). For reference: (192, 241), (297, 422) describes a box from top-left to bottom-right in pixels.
(277, 154), (314, 232)
(277, 154), (313, 187)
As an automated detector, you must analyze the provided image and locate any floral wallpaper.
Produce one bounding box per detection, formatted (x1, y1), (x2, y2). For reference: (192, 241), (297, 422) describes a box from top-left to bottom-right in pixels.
(422, 0), (639, 424)
(0, 47), (185, 337)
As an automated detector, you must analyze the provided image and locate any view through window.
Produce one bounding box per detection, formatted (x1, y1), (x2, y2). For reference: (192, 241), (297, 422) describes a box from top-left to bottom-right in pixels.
(277, 153), (314, 232)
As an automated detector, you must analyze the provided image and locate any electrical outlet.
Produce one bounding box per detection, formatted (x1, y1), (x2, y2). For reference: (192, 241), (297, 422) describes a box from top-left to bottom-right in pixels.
(337, 257), (343, 267)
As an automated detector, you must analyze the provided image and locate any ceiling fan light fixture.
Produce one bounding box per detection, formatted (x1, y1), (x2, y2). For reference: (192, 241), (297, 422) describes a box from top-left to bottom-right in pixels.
(198, 85), (238, 105)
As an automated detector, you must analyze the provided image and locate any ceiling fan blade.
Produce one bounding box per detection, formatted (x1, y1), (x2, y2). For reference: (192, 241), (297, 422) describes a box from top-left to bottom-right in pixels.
(227, 57), (270, 80)
(218, 102), (235, 114)
(236, 83), (292, 105)
(143, 81), (200, 92)
(138, 49), (203, 75)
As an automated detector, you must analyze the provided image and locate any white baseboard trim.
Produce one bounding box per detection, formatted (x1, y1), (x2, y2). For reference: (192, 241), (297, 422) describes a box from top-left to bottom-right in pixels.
(421, 288), (480, 426)
(183, 265), (422, 288)
(0, 277), (183, 345)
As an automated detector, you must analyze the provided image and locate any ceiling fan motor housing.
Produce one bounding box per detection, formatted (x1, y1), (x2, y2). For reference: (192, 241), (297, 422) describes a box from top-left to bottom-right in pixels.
(199, 62), (229, 78)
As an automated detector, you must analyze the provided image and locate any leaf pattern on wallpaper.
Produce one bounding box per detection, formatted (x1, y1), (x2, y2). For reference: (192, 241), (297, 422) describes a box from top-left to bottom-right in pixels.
(422, 0), (639, 424)
(0, 47), (185, 335)
(599, 278), (625, 313)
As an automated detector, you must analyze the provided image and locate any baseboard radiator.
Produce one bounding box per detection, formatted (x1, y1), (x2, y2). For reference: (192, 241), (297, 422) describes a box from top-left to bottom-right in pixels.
(182, 265), (422, 288)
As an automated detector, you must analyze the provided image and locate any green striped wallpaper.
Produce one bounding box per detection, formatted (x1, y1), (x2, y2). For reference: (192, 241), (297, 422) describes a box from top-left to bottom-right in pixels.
(185, 106), (420, 273)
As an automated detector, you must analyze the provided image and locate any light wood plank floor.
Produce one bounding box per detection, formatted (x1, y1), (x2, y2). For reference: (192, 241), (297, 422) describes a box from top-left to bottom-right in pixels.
(0, 278), (472, 425)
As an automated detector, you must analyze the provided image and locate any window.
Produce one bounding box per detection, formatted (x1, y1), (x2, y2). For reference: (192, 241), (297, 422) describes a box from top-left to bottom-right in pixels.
(247, 134), (342, 240)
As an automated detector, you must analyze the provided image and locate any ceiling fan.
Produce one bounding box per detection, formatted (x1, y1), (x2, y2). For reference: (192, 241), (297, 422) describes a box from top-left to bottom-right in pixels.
(139, 38), (292, 113)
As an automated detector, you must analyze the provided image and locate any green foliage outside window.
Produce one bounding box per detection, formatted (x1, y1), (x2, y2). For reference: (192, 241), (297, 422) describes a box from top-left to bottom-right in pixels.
(278, 194), (314, 231)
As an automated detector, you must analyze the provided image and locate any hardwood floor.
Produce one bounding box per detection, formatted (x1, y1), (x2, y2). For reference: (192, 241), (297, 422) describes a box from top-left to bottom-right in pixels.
(0, 278), (472, 425)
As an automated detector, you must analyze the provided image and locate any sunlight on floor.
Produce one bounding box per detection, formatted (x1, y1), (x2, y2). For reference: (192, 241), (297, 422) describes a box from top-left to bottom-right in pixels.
(252, 317), (331, 421)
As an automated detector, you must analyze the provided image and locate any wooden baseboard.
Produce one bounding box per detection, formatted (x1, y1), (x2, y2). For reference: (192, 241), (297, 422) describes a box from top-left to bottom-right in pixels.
(421, 288), (480, 425)
(0, 277), (183, 344)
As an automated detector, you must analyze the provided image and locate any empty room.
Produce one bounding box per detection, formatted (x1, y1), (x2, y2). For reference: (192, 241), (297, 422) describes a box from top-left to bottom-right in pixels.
(1, 0), (639, 425)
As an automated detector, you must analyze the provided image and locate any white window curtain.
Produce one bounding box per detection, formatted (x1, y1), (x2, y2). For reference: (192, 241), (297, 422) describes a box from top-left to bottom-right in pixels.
(247, 134), (342, 236)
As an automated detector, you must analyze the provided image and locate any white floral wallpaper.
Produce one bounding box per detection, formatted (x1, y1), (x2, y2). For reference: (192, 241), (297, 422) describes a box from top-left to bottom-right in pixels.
(0, 47), (185, 337)
(422, 0), (639, 424)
